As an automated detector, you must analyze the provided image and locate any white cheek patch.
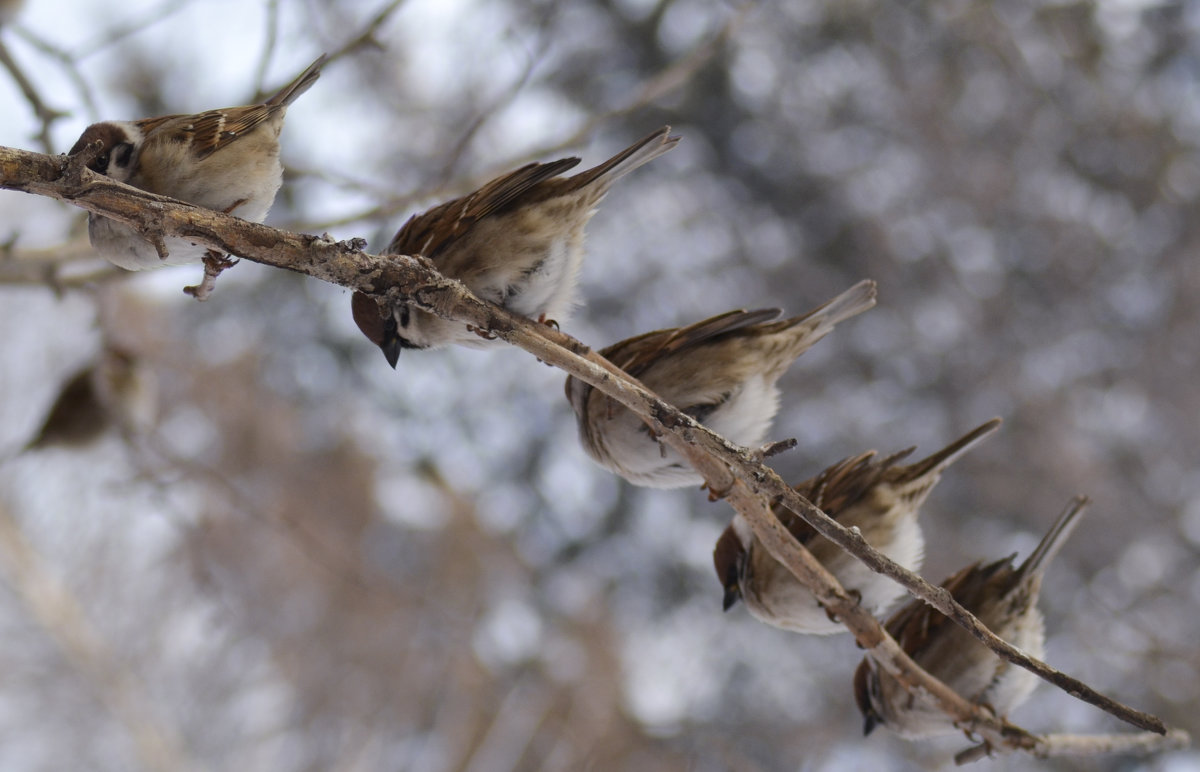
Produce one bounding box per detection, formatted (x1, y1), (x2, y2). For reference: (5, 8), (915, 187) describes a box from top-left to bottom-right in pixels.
(107, 122), (144, 183)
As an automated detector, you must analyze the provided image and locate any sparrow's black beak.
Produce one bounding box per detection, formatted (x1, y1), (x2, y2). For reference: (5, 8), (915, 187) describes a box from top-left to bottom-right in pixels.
(862, 713), (879, 736)
(379, 314), (403, 369)
(722, 584), (741, 612)
(381, 338), (402, 369)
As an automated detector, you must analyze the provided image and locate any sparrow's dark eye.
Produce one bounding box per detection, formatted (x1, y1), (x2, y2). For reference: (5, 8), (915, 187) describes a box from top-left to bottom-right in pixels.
(89, 152), (110, 173)
(112, 142), (134, 169)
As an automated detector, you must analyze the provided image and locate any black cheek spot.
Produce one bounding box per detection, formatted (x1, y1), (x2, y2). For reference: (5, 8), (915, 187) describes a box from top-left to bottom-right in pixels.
(112, 142), (135, 170)
(399, 306), (411, 328)
(398, 337), (423, 351)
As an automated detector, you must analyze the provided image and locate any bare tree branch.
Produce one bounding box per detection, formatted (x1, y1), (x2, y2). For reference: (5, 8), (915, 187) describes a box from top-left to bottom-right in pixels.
(523, 2), (753, 165)
(72, 0), (192, 59)
(955, 729), (1192, 765)
(435, 41), (546, 184)
(303, 2), (745, 231)
(0, 38), (68, 153)
(8, 25), (101, 121)
(321, 0), (408, 70)
(251, 0), (282, 97)
(0, 142), (1185, 760)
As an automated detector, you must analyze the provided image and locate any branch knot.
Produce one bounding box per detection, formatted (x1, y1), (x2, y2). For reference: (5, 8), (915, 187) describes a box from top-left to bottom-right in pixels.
(61, 142), (102, 191)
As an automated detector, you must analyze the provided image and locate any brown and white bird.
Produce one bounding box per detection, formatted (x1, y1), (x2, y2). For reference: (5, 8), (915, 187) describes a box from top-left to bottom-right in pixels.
(24, 345), (158, 451)
(351, 127), (680, 365)
(853, 496), (1088, 738)
(565, 280), (876, 488)
(68, 55), (325, 271)
(713, 418), (1002, 634)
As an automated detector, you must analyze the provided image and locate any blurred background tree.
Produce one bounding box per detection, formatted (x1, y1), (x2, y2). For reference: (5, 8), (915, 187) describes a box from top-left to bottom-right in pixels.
(1, 0), (1197, 769)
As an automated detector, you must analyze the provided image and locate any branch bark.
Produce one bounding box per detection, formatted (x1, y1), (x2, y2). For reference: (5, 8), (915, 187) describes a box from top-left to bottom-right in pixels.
(0, 143), (1185, 760)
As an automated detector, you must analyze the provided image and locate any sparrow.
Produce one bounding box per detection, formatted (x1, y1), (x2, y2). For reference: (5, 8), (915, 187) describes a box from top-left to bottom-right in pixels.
(67, 54), (326, 271)
(24, 345), (158, 451)
(713, 418), (1002, 634)
(565, 280), (877, 488)
(853, 496), (1089, 739)
(351, 126), (680, 366)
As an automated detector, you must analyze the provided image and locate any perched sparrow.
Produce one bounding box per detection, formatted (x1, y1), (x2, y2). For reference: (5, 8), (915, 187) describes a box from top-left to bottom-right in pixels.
(565, 280), (876, 488)
(853, 496), (1089, 738)
(713, 418), (1002, 634)
(68, 55), (325, 271)
(351, 127), (680, 365)
(24, 345), (158, 451)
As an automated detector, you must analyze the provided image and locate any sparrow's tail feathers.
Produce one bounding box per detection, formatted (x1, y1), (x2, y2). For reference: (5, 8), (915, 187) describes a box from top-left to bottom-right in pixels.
(571, 126), (680, 190)
(267, 54), (327, 106)
(894, 418), (1003, 486)
(1021, 495), (1089, 581)
(774, 279), (877, 351)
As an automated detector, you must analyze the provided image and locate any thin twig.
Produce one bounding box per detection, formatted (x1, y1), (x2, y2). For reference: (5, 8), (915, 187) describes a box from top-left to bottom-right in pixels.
(301, 3), (745, 231)
(436, 41), (545, 184)
(955, 729), (1191, 764)
(0, 261), (123, 290)
(73, 0), (192, 59)
(0, 142), (1184, 760)
(709, 473), (1029, 753)
(323, 0), (407, 67)
(0, 38), (67, 153)
(510, 3), (752, 168)
(11, 26), (101, 121)
(252, 0), (281, 98)
(762, 484), (1163, 733)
